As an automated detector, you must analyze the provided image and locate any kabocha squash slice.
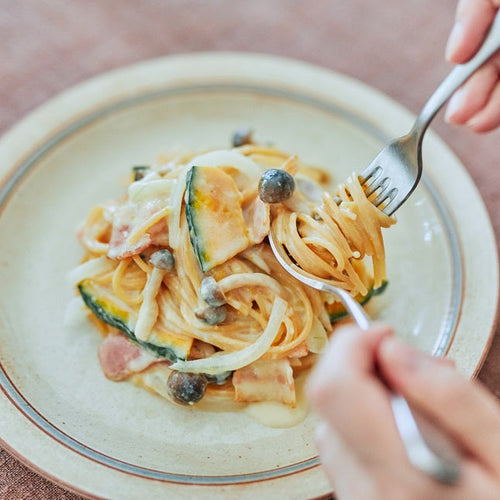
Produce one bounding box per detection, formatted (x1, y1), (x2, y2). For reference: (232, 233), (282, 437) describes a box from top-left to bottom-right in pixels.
(78, 279), (192, 362)
(185, 166), (250, 273)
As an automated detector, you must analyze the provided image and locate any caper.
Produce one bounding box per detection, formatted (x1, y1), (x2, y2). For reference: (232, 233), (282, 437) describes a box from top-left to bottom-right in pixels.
(258, 169), (295, 203)
(200, 276), (226, 307)
(195, 305), (227, 325)
(149, 249), (175, 271)
(231, 128), (253, 147)
(167, 371), (207, 405)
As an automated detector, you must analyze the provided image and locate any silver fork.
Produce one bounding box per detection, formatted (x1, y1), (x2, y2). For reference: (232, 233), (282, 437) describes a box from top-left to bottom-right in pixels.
(268, 11), (500, 484)
(361, 9), (500, 215)
(269, 233), (461, 484)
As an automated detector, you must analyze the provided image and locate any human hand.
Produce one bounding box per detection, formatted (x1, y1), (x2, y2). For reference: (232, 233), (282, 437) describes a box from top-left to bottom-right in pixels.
(307, 323), (500, 500)
(445, 0), (500, 132)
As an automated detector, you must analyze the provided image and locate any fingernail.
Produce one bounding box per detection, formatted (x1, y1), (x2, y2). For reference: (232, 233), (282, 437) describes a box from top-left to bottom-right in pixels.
(381, 337), (431, 373)
(445, 21), (463, 61)
(445, 87), (466, 123)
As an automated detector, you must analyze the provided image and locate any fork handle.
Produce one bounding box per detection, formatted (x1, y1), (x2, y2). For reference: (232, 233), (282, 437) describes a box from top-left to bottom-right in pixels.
(414, 9), (500, 136)
(324, 284), (462, 484)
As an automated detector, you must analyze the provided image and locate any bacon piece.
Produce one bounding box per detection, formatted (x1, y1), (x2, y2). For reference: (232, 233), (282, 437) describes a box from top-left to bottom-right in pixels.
(243, 196), (270, 245)
(107, 201), (169, 260)
(98, 334), (159, 381)
(232, 358), (296, 406)
(287, 343), (309, 358)
(149, 218), (169, 247)
(107, 205), (151, 259)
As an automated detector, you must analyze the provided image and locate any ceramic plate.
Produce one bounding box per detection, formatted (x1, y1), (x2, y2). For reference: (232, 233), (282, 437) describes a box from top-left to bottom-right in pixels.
(0, 53), (497, 499)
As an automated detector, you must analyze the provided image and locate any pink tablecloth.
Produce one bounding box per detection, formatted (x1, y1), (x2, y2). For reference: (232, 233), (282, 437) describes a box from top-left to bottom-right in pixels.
(1, 1), (499, 498)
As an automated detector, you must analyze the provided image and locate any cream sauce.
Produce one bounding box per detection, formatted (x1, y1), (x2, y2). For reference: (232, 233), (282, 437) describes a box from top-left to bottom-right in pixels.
(243, 375), (310, 428)
(134, 365), (311, 428)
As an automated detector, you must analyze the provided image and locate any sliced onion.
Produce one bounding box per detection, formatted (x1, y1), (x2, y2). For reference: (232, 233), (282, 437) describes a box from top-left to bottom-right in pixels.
(189, 150), (261, 188)
(66, 256), (115, 287)
(306, 317), (328, 354)
(168, 166), (188, 250)
(128, 178), (174, 204)
(170, 297), (288, 375)
(135, 268), (166, 341)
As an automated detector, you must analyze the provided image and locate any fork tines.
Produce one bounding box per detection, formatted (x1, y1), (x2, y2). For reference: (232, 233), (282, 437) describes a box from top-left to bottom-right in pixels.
(359, 165), (399, 213)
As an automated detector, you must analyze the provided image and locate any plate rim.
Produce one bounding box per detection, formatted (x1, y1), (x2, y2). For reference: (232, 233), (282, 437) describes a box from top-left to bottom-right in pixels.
(0, 51), (498, 498)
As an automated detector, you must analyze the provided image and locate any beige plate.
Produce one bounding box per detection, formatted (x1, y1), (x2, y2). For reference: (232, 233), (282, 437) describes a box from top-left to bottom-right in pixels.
(0, 53), (498, 499)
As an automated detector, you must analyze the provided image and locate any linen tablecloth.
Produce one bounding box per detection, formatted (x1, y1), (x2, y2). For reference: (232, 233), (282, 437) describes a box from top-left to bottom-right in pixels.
(1, 1), (499, 497)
